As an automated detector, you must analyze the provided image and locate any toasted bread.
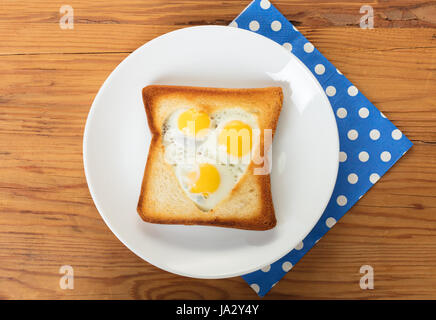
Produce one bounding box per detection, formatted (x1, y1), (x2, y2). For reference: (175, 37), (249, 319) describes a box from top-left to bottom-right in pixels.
(137, 85), (283, 230)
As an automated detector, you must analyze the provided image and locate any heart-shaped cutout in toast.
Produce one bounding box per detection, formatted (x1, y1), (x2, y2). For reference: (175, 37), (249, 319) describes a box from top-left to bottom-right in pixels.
(162, 107), (260, 211)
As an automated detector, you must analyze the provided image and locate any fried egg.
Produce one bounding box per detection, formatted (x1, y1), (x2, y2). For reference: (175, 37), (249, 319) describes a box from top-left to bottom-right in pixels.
(212, 109), (259, 165)
(177, 108), (210, 138)
(163, 107), (259, 211)
(174, 162), (240, 211)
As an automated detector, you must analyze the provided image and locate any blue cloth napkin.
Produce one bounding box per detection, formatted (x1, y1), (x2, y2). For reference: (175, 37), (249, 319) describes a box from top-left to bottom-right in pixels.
(231, 0), (413, 297)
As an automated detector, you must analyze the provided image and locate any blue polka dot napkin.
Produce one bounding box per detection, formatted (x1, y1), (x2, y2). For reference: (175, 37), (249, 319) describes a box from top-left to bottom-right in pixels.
(231, 0), (413, 297)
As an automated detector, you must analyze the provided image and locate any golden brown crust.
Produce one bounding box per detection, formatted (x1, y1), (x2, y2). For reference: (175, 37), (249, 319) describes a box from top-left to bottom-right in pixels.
(137, 85), (283, 230)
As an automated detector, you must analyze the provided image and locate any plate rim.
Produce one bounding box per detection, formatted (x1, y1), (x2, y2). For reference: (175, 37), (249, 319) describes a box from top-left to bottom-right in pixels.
(83, 25), (340, 279)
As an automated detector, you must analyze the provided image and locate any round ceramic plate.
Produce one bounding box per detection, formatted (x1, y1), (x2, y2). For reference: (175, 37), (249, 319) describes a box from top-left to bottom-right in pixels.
(83, 26), (339, 279)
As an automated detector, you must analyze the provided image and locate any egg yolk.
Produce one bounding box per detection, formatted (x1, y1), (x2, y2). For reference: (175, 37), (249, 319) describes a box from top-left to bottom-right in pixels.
(218, 120), (253, 158)
(177, 109), (210, 138)
(187, 164), (220, 196)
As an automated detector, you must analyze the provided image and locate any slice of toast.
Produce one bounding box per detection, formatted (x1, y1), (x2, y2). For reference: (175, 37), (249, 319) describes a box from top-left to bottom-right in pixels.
(137, 85), (283, 230)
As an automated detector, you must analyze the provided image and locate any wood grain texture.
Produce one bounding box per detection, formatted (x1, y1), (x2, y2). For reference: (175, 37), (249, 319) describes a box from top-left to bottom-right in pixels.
(0, 0), (435, 299)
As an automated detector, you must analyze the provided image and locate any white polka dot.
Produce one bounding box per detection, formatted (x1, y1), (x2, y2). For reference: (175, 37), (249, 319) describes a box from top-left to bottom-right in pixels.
(295, 241), (304, 250)
(348, 86), (358, 96)
(249, 20), (260, 31)
(369, 129), (380, 140)
(348, 173), (358, 184)
(260, 0), (271, 9)
(380, 111), (387, 118)
(392, 129), (402, 140)
(358, 151), (369, 162)
(369, 173), (380, 184)
(359, 107), (369, 118)
(261, 265), (271, 272)
(282, 261), (293, 272)
(271, 20), (282, 31)
(339, 151), (347, 162)
(250, 283), (260, 293)
(272, 282), (278, 287)
(315, 64), (325, 75)
(293, 25), (298, 31)
(336, 107), (347, 119)
(326, 217), (337, 228)
(337, 69), (343, 75)
(380, 151), (391, 162)
(347, 129), (358, 141)
(229, 21), (238, 28)
(282, 42), (292, 51)
(304, 42), (314, 53)
(326, 86), (336, 97)
(337, 195), (347, 206)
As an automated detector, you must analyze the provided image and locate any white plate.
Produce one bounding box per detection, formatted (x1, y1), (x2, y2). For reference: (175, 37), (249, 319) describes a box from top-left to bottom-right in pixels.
(83, 26), (339, 279)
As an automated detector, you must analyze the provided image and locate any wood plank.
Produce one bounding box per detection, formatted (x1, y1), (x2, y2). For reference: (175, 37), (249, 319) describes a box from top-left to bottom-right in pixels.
(0, 47), (435, 298)
(1, 29), (434, 141)
(1, 143), (435, 299)
(1, 0), (436, 54)
(1, 0), (435, 27)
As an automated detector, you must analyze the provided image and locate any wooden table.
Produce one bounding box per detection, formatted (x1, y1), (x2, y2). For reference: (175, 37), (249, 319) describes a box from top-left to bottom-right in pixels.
(1, 0), (435, 300)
